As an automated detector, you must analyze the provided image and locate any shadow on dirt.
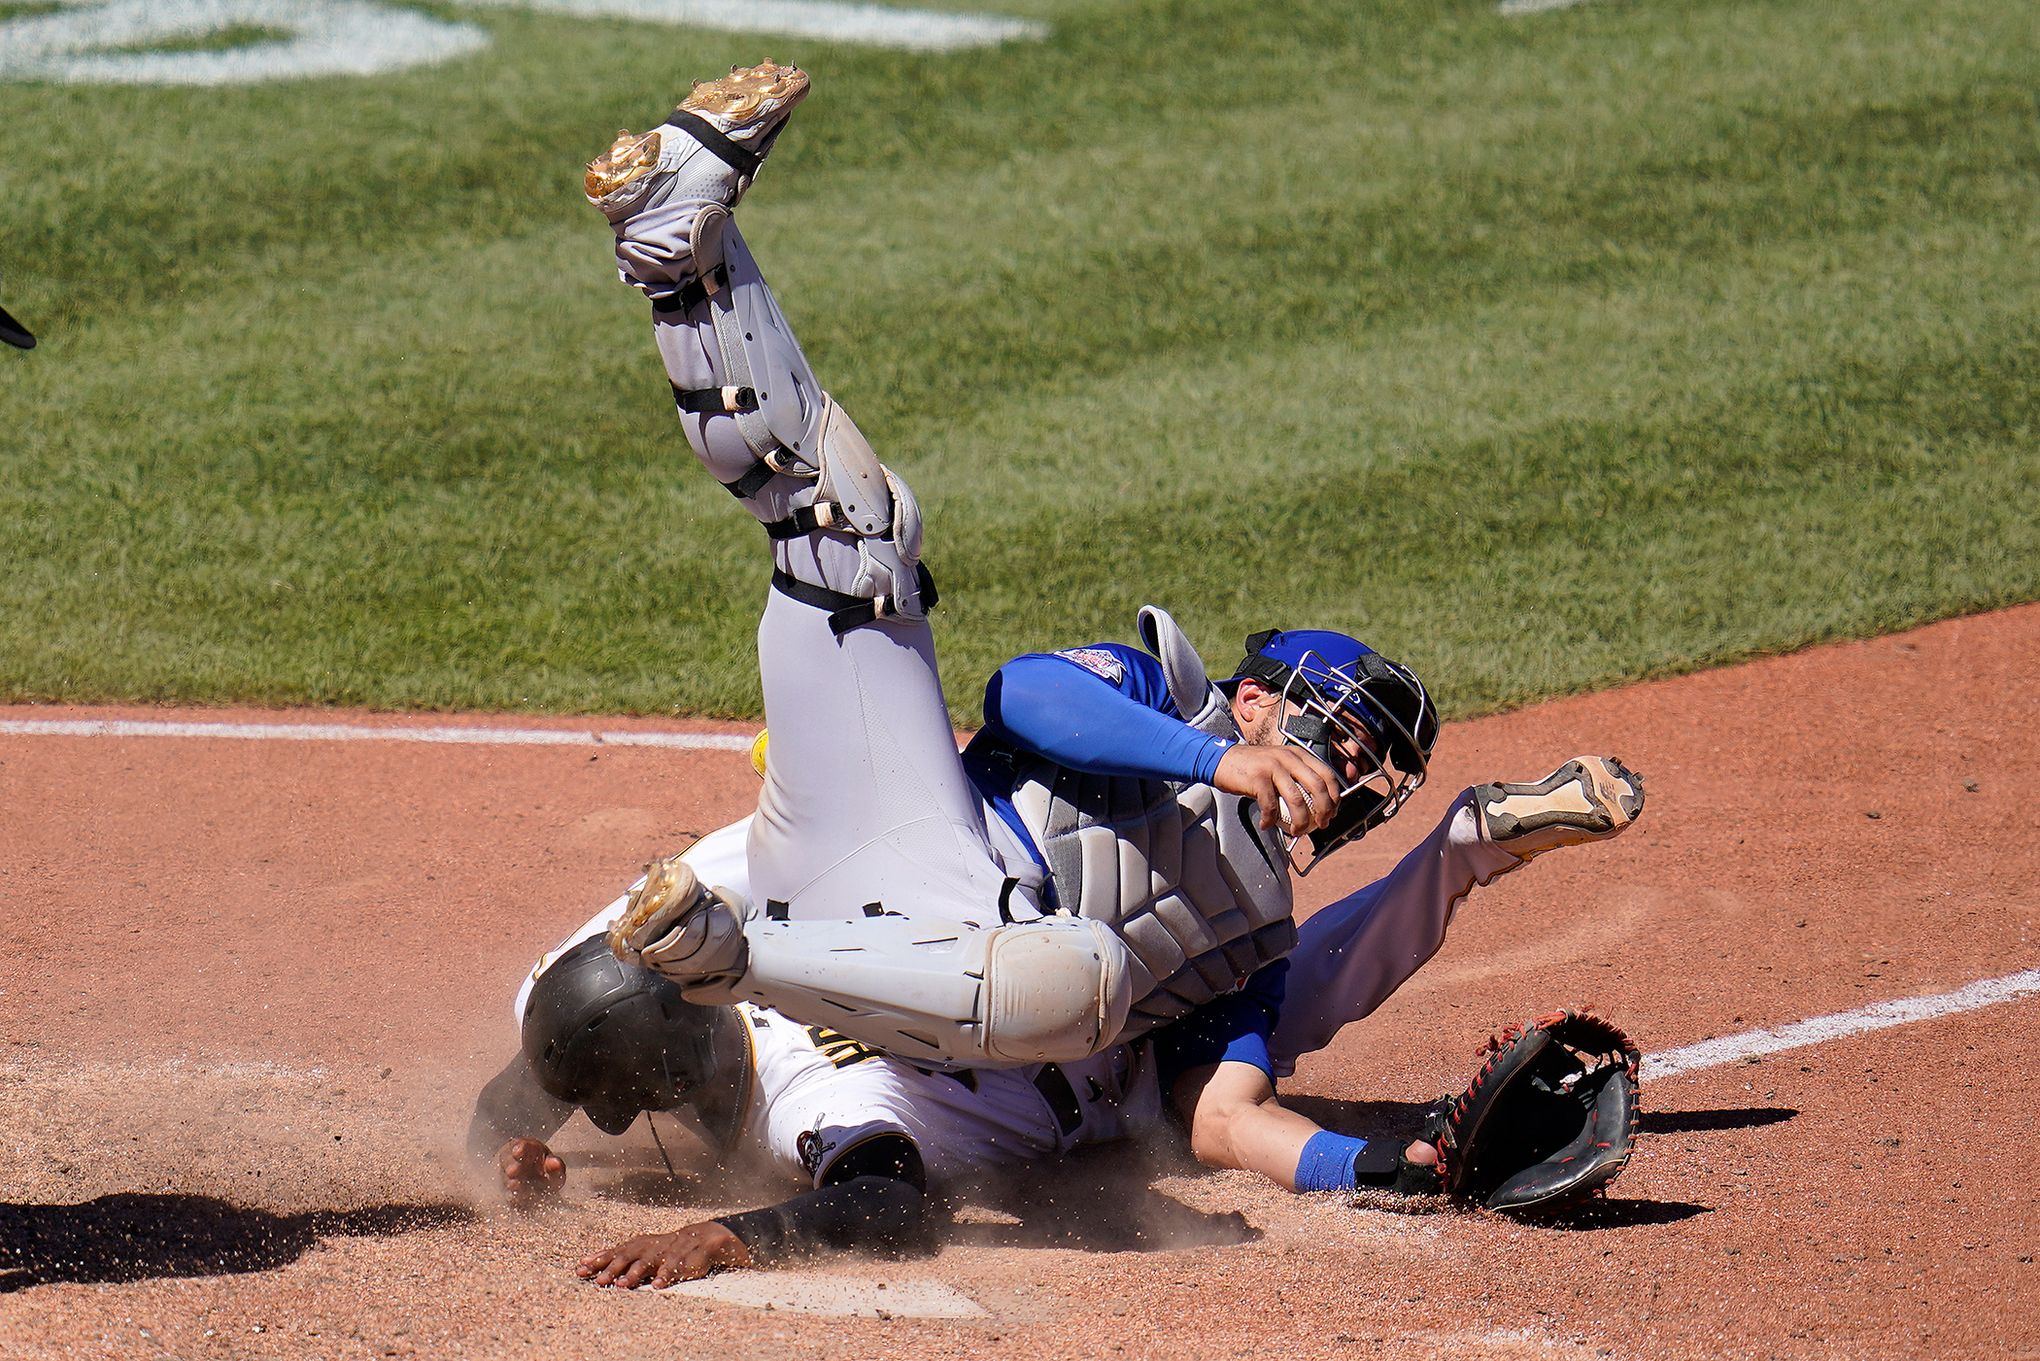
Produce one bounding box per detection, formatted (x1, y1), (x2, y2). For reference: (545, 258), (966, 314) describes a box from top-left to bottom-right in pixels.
(595, 1171), (724, 1208)
(0, 1194), (472, 1291)
(1520, 1198), (1712, 1229)
(1280, 1095), (1440, 1135)
(1642, 1106), (1798, 1134)
(580, 1127), (1258, 1252)
(571, 1101), (1761, 1250)
(947, 1147), (1259, 1253)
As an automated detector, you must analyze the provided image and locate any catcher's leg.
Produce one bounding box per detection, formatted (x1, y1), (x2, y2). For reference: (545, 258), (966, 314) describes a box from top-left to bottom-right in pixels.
(612, 851), (1133, 1066)
(602, 582), (1138, 1065)
(1264, 789), (1519, 1074)
(589, 63), (927, 622)
(1472, 756), (1644, 862)
(590, 65), (979, 916)
(1266, 757), (1645, 1073)
(747, 585), (1017, 916)
(589, 68), (1131, 1063)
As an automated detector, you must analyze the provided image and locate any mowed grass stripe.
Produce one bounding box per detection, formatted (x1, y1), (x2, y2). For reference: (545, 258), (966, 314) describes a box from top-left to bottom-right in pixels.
(2, 0), (2035, 717)
(8, 218), (2030, 715)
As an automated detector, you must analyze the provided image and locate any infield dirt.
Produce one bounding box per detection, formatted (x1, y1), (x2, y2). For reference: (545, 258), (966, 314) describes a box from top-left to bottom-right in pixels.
(3, 606), (2035, 1361)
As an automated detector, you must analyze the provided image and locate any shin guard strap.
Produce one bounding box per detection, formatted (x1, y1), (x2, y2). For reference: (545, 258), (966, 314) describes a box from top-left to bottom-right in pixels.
(662, 109), (762, 178)
(721, 460), (779, 501)
(649, 263), (729, 316)
(770, 564), (939, 636)
(761, 503), (839, 539)
(673, 383), (759, 415)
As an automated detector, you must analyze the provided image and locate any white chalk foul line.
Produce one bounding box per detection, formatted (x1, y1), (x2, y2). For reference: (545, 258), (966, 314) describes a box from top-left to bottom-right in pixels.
(460, 0), (1047, 52)
(1642, 968), (2040, 1080)
(0, 717), (753, 752)
(1498, 0), (1592, 14)
(9, 711), (2033, 1074)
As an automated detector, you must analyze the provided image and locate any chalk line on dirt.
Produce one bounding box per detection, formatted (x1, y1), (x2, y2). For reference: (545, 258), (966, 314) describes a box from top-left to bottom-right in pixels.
(1642, 967), (2040, 1080)
(658, 1270), (987, 1317)
(656, 971), (2040, 1315)
(0, 716), (753, 751)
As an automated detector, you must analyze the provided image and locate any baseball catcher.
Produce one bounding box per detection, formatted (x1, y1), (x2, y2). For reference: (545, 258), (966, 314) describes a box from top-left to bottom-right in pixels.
(577, 62), (1647, 1082)
(505, 66), (1655, 1280)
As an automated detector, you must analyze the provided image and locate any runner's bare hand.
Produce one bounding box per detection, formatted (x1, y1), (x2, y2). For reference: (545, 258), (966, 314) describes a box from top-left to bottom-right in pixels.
(497, 1137), (566, 1206)
(577, 1222), (753, 1288)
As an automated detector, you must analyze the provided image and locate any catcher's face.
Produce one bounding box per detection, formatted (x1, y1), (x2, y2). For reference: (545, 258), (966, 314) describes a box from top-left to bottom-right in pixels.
(1234, 678), (1378, 784)
(1233, 672), (1424, 874)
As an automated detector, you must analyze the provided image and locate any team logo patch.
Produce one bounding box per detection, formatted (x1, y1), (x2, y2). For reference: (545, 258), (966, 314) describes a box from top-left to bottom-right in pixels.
(1055, 648), (1125, 684)
(797, 1130), (837, 1178)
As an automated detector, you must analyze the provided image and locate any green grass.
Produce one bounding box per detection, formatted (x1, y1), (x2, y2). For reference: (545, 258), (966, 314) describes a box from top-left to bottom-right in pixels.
(1, 0), (2035, 720)
(102, 24), (296, 56)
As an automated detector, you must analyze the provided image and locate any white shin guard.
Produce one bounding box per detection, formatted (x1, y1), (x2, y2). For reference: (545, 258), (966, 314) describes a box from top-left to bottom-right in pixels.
(694, 914), (1134, 1067)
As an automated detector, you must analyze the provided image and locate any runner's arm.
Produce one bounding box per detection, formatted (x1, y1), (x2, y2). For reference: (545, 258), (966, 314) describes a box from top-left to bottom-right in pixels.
(579, 1135), (931, 1287)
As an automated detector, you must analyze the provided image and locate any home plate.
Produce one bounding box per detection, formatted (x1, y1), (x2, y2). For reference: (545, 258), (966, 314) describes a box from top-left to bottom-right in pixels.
(658, 1271), (987, 1318)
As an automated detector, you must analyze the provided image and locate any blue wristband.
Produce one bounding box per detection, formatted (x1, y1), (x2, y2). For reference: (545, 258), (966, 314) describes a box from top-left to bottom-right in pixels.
(1294, 1131), (1371, 1193)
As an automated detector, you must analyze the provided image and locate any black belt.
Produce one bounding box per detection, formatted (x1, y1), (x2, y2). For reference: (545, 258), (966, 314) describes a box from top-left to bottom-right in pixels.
(769, 564), (938, 637)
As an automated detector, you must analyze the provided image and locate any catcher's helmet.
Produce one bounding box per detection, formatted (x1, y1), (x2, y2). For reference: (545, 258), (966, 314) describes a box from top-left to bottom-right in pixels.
(1227, 628), (1438, 873)
(520, 935), (742, 1136)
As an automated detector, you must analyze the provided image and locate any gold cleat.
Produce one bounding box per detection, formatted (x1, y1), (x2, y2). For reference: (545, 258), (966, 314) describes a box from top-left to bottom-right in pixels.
(609, 853), (749, 986)
(585, 127), (663, 201)
(584, 59), (811, 209)
(679, 58), (809, 125)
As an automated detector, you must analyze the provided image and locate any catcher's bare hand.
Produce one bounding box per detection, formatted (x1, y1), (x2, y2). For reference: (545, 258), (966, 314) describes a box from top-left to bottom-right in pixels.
(577, 1222), (753, 1289)
(496, 1137), (566, 1206)
(1215, 743), (1341, 835)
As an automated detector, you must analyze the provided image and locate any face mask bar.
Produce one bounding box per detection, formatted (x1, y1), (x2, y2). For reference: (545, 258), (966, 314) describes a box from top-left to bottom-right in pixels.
(1275, 649), (1432, 876)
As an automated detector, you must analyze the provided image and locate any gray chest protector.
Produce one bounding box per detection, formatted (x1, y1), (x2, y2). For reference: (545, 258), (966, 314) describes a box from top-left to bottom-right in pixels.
(1007, 607), (1297, 1037)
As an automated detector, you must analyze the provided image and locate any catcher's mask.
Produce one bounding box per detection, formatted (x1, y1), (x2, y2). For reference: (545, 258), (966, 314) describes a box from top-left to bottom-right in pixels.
(520, 936), (743, 1139)
(1228, 628), (1438, 875)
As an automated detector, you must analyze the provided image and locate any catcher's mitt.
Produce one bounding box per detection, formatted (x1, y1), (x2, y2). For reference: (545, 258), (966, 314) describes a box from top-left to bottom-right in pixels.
(1402, 1007), (1640, 1214)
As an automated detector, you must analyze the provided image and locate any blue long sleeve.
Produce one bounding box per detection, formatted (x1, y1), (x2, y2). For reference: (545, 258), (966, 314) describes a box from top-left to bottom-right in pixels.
(980, 648), (1232, 785)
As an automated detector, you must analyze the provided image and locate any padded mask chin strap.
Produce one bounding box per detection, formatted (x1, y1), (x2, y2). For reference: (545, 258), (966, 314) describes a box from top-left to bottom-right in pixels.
(1282, 710), (1331, 750)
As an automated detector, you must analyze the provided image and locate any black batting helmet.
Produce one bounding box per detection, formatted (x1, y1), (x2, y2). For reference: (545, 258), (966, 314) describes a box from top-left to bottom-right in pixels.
(520, 935), (742, 1136)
